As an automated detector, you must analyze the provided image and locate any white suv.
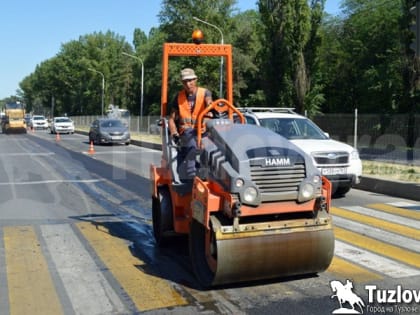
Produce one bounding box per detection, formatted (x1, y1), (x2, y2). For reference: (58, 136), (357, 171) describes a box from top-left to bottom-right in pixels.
(236, 108), (362, 196)
(30, 115), (48, 130)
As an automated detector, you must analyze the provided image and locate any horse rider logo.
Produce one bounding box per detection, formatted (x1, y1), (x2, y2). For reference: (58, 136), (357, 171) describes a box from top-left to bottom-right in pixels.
(330, 279), (365, 314)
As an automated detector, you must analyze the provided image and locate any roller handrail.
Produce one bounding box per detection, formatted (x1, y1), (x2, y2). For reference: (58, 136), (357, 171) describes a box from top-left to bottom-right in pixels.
(196, 99), (245, 147)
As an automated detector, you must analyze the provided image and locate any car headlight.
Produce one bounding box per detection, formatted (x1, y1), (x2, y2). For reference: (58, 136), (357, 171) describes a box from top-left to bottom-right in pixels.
(351, 149), (360, 160)
(243, 187), (258, 203)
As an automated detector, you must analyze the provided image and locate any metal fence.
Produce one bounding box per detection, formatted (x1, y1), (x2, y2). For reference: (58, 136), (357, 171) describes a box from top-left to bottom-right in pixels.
(312, 113), (420, 164)
(71, 112), (420, 164)
(71, 115), (162, 135)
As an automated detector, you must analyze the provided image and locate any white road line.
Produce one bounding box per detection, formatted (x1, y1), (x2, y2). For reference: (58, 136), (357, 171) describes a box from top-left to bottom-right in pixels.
(343, 206), (419, 229)
(0, 179), (103, 186)
(387, 202), (420, 210)
(41, 224), (127, 315)
(332, 216), (420, 252)
(0, 152), (54, 156)
(334, 240), (420, 278)
(82, 150), (142, 155)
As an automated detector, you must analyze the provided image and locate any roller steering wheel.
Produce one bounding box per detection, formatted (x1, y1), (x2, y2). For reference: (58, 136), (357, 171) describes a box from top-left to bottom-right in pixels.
(196, 99), (245, 147)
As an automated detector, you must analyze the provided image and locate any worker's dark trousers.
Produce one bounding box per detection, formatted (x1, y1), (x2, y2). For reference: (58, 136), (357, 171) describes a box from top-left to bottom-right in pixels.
(177, 128), (198, 182)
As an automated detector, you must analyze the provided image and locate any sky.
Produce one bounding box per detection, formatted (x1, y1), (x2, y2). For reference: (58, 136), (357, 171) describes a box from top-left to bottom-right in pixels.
(0, 0), (341, 99)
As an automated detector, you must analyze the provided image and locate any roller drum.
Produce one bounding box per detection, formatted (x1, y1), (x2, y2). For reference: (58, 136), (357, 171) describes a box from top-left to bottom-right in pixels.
(190, 215), (334, 287)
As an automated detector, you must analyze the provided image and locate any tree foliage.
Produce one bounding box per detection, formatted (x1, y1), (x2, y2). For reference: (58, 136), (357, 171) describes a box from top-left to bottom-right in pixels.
(3, 0), (418, 118)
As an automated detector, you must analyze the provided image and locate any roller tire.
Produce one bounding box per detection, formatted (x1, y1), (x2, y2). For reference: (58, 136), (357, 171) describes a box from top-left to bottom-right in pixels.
(152, 186), (174, 247)
(189, 218), (216, 288)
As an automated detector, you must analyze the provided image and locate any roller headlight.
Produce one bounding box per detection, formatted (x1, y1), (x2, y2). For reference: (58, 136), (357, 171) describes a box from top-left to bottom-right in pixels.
(243, 187), (258, 203)
(298, 182), (316, 203)
(235, 178), (244, 188)
(301, 183), (314, 199)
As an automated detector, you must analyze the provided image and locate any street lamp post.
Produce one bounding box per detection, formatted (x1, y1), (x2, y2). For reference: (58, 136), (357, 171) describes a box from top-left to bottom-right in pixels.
(122, 52), (144, 132)
(193, 16), (224, 98)
(88, 68), (105, 116)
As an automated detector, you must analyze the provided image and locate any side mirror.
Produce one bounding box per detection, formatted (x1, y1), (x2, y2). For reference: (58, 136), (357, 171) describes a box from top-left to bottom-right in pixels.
(324, 132), (330, 138)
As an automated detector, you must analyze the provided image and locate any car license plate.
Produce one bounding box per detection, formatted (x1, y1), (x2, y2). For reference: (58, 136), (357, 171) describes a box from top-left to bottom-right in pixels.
(111, 136), (122, 140)
(321, 167), (347, 175)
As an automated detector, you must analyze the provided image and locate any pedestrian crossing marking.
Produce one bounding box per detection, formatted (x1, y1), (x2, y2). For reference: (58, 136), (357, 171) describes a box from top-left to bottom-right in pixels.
(327, 256), (383, 282)
(76, 222), (188, 311)
(333, 226), (420, 269)
(4, 226), (63, 315)
(368, 203), (420, 220)
(332, 216), (420, 253)
(1, 201), (418, 314)
(343, 205), (418, 229)
(41, 224), (126, 315)
(331, 207), (420, 240)
(334, 240), (420, 278)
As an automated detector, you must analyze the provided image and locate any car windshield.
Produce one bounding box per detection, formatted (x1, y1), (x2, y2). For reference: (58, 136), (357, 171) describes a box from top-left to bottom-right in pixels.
(259, 117), (328, 140)
(55, 118), (71, 123)
(5, 103), (23, 110)
(34, 116), (46, 120)
(100, 120), (124, 128)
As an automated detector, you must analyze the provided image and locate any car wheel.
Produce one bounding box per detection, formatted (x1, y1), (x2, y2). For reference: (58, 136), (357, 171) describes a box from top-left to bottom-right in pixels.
(332, 184), (351, 197)
(95, 135), (101, 145)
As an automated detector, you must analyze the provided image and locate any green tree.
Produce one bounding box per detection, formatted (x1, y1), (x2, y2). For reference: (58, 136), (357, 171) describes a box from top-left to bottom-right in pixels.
(320, 0), (403, 114)
(258, 0), (324, 114)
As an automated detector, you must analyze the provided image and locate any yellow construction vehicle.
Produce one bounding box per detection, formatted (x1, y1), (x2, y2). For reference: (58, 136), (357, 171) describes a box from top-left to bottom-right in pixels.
(1, 101), (27, 134)
(150, 31), (334, 287)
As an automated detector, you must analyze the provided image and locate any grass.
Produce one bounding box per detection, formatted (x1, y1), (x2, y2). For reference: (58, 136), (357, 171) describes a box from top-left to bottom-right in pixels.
(362, 160), (420, 183)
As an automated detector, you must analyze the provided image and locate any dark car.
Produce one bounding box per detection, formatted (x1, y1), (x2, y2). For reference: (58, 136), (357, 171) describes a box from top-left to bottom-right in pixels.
(88, 118), (130, 145)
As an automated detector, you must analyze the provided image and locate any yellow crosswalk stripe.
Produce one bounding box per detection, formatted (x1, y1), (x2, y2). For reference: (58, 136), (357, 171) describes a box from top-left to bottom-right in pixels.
(327, 256), (383, 282)
(367, 203), (420, 220)
(331, 207), (420, 240)
(76, 222), (188, 312)
(333, 226), (420, 269)
(4, 226), (63, 315)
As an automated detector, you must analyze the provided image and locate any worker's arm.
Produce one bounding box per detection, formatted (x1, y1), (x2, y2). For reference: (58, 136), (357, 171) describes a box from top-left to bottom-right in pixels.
(168, 108), (180, 145)
(168, 109), (178, 136)
(204, 90), (213, 118)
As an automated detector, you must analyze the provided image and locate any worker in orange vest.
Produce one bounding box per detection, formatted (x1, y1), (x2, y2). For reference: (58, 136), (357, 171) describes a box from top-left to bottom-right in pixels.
(168, 68), (213, 182)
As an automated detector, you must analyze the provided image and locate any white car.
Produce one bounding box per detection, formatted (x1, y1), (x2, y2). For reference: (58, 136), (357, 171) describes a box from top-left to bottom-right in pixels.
(30, 115), (49, 129)
(50, 117), (75, 134)
(236, 108), (362, 196)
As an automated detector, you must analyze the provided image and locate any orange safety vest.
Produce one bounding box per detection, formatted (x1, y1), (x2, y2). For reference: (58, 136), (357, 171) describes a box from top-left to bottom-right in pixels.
(177, 87), (206, 133)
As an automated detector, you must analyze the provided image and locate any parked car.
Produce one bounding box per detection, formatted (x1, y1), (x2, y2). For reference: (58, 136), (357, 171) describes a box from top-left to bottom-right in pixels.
(29, 115), (48, 130)
(50, 117), (75, 134)
(88, 118), (130, 145)
(148, 119), (162, 135)
(236, 107), (362, 196)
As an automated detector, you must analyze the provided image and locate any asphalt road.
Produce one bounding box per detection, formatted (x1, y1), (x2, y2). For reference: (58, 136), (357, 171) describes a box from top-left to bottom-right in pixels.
(0, 130), (419, 315)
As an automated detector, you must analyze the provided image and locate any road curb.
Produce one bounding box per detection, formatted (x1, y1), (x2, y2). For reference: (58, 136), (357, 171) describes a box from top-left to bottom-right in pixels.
(354, 176), (420, 201)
